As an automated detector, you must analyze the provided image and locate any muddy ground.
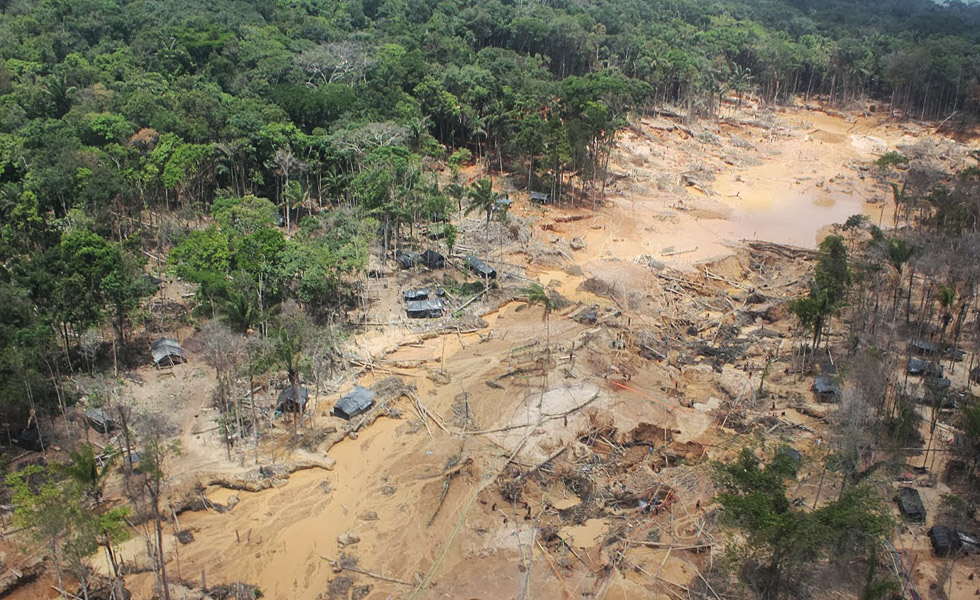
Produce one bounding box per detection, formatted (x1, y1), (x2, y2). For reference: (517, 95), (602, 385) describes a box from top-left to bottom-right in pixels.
(4, 101), (980, 600)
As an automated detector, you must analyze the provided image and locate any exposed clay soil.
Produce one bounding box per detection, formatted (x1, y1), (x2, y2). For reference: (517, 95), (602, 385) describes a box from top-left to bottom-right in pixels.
(5, 102), (980, 600)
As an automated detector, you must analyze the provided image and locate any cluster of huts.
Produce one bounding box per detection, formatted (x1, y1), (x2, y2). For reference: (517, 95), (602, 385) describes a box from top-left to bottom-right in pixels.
(403, 287), (446, 319)
(395, 248), (445, 270)
(394, 243), (498, 319)
(895, 485), (980, 557)
(275, 384), (376, 420)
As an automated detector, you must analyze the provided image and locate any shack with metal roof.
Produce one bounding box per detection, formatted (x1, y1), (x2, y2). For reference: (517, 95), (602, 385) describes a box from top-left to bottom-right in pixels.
(421, 248), (445, 269)
(812, 376), (841, 403)
(85, 408), (117, 434)
(334, 386), (375, 420)
(930, 526), (961, 557)
(465, 256), (497, 279)
(897, 487), (926, 522)
(908, 357), (943, 377)
(403, 288), (429, 301)
(277, 385), (309, 413)
(395, 250), (420, 269)
(406, 298), (445, 319)
(150, 337), (186, 366)
(908, 338), (940, 356)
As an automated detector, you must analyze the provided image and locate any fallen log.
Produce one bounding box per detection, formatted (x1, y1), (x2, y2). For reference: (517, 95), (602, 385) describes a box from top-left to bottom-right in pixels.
(321, 558), (413, 586)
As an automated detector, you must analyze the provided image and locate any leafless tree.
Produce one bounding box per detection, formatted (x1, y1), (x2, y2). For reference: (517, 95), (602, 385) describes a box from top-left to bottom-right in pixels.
(293, 42), (373, 86)
(331, 122), (410, 158)
(200, 320), (247, 461)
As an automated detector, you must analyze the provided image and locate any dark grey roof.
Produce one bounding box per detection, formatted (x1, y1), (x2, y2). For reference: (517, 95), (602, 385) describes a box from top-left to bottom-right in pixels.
(334, 385), (375, 419)
(403, 288), (429, 301)
(421, 248), (445, 269)
(465, 256), (497, 278)
(530, 192), (551, 203)
(908, 357), (943, 377)
(908, 338), (940, 354)
(406, 298), (445, 318)
(813, 376), (841, 398)
(908, 357), (927, 374)
(85, 408), (117, 433)
(898, 487), (926, 521)
(946, 347), (967, 361)
(576, 308), (598, 324)
(150, 337), (185, 365)
(277, 385), (309, 411)
(930, 525), (961, 557)
(395, 250), (420, 269)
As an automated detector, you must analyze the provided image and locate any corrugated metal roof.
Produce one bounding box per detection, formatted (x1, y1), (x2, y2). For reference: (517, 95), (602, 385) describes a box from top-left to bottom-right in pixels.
(150, 337), (185, 365)
(395, 250), (420, 269)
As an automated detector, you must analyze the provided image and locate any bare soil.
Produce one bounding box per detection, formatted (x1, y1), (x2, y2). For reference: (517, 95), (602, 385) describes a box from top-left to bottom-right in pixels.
(6, 101), (980, 600)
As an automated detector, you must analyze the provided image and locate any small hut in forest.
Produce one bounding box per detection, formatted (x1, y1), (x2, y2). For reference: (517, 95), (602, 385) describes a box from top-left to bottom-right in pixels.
(421, 249), (445, 269)
(465, 256), (497, 279)
(812, 376), (841, 403)
(85, 408), (117, 434)
(395, 250), (420, 269)
(277, 385), (309, 413)
(150, 337), (186, 366)
(402, 288), (429, 301)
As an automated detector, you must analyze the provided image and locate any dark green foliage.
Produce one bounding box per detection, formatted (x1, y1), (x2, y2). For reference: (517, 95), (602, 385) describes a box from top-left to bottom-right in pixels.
(715, 448), (892, 599)
(790, 235), (850, 351)
(874, 151), (909, 171)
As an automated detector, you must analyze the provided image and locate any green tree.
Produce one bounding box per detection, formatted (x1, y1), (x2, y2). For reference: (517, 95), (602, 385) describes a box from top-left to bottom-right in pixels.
(715, 448), (892, 600)
(465, 178), (496, 237)
(60, 444), (130, 594)
(6, 460), (127, 600)
(168, 226), (232, 280)
(790, 235), (850, 360)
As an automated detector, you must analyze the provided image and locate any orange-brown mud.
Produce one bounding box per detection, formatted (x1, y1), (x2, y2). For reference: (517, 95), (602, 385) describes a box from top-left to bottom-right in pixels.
(6, 102), (980, 600)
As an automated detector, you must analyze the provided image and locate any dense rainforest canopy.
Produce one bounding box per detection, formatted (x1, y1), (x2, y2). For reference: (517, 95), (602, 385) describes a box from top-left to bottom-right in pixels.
(2, 0), (980, 419)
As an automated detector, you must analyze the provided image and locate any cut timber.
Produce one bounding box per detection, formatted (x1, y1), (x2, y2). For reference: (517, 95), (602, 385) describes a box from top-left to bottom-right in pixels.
(553, 214), (594, 223)
(321, 558), (413, 586)
(0, 556), (45, 597)
(662, 247), (698, 257)
(746, 240), (815, 260)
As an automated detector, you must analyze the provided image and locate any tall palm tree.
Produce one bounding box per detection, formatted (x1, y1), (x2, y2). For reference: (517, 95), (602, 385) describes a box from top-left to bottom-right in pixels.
(523, 283), (554, 347)
(465, 178), (496, 239)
